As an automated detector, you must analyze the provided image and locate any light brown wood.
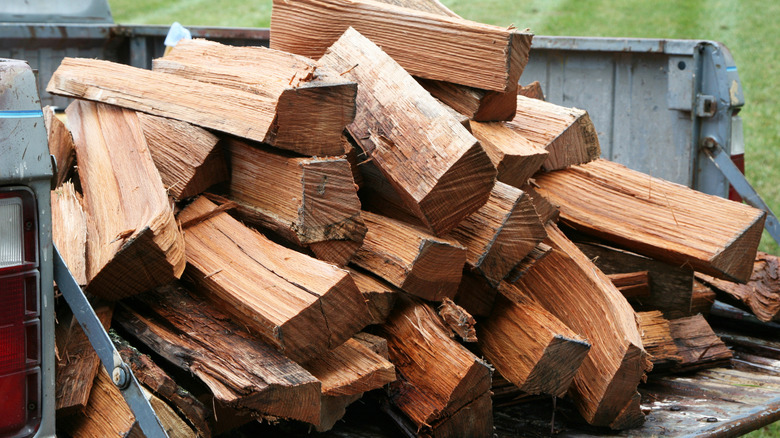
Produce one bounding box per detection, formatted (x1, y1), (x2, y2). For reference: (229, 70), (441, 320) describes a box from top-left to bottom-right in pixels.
(505, 242), (552, 283)
(43, 106), (75, 187)
(155, 38), (357, 155)
(669, 314), (732, 372)
(318, 28), (496, 235)
(506, 95), (600, 171)
(303, 338), (396, 397)
(437, 298), (477, 342)
(271, 0), (532, 92)
(51, 181), (87, 286)
(534, 159), (766, 282)
(691, 279), (717, 316)
(115, 282), (323, 424)
(521, 182), (560, 224)
(608, 271), (652, 298)
(447, 181), (546, 286)
(419, 78), (519, 122)
(372, 0), (459, 17)
(352, 211), (467, 301)
(518, 81), (545, 100)
(696, 252), (780, 322)
(309, 239), (364, 267)
(228, 137), (366, 248)
(377, 294), (493, 436)
(137, 112), (228, 200)
(469, 121), (548, 188)
(636, 311), (682, 370)
(147, 390), (197, 438)
(66, 100), (185, 300)
(479, 291), (590, 397)
(347, 267), (398, 325)
(512, 223), (651, 429)
(179, 196), (371, 362)
(353, 332), (389, 359)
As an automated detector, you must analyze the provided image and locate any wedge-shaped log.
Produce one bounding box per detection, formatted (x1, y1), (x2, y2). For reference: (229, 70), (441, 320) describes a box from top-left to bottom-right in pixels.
(51, 182), (87, 286)
(154, 39), (357, 155)
(179, 196), (371, 362)
(377, 294), (493, 437)
(318, 28), (497, 235)
(506, 242), (553, 283)
(469, 121), (548, 188)
(608, 271), (652, 299)
(506, 95), (600, 171)
(417, 78), (519, 122)
(636, 311), (682, 370)
(47, 58), (345, 156)
(534, 159), (766, 282)
(229, 138), (366, 248)
(448, 182), (546, 286)
(479, 292), (590, 397)
(66, 100), (185, 300)
(353, 211), (467, 302)
(348, 267), (398, 325)
(271, 0), (531, 92)
(512, 224), (650, 429)
(454, 269), (499, 318)
(115, 283), (322, 424)
(138, 113), (228, 200)
(43, 106), (75, 187)
(303, 338), (396, 397)
(669, 314), (732, 373)
(518, 81), (545, 100)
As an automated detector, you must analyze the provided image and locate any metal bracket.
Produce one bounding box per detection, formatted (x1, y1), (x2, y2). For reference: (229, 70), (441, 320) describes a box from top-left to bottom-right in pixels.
(702, 138), (780, 246)
(52, 245), (169, 438)
(695, 94), (717, 117)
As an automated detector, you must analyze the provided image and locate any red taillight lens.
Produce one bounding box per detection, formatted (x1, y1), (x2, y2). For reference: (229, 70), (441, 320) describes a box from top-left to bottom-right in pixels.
(0, 188), (41, 437)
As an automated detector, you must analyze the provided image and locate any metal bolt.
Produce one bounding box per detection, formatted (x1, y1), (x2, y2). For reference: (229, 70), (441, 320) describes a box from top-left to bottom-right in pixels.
(113, 365), (129, 389)
(706, 417), (719, 423)
(27, 402), (36, 411)
(670, 405), (682, 412)
(701, 136), (720, 150)
(25, 221), (33, 231)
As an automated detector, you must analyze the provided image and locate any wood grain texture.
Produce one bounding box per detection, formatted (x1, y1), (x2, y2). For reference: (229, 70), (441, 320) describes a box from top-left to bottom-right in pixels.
(534, 159), (766, 282)
(518, 81), (545, 100)
(179, 196), (371, 362)
(115, 283), (322, 424)
(669, 314), (732, 372)
(377, 294), (493, 436)
(691, 279), (717, 316)
(608, 271), (652, 298)
(636, 311), (682, 370)
(479, 292), (590, 397)
(469, 121), (548, 188)
(347, 267), (398, 325)
(51, 181), (86, 286)
(447, 181), (546, 286)
(512, 223), (651, 429)
(352, 211), (467, 302)
(43, 105), (75, 187)
(302, 338), (396, 397)
(318, 27), (497, 235)
(506, 95), (600, 171)
(66, 100), (185, 300)
(138, 112), (228, 200)
(271, 0), (532, 92)
(229, 137), (366, 247)
(505, 242), (553, 284)
(438, 298), (477, 342)
(418, 78), (519, 122)
(155, 39), (356, 155)
(521, 182), (560, 225)
(454, 268), (499, 318)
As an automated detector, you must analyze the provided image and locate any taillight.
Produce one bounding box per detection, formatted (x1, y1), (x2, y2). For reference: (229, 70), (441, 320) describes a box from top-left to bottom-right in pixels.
(728, 115), (745, 202)
(0, 187), (41, 437)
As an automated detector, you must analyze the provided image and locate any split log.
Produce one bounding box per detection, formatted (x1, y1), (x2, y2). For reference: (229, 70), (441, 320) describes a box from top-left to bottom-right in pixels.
(303, 338), (396, 397)
(353, 332), (389, 359)
(154, 38), (357, 155)
(47, 58), (347, 156)
(271, 0), (532, 92)
(348, 267), (398, 325)
(511, 223), (650, 429)
(228, 137), (366, 249)
(54, 300), (112, 417)
(636, 311), (682, 370)
(534, 159), (766, 282)
(114, 283), (323, 424)
(438, 298), (477, 342)
(447, 181), (546, 286)
(505, 242), (552, 283)
(518, 81), (545, 100)
(478, 292), (590, 397)
(51, 181), (87, 286)
(608, 271), (652, 299)
(43, 105), (75, 187)
(669, 314), (732, 372)
(696, 252), (780, 322)
(454, 269), (499, 318)
(66, 100), (185, 300)
(468, 121), (548, 188)
(179, 196), (371, 362)
(309, 239), (364, 267)
(521, 182), (559, 224)
(137, 113), (228, 200)
(318, 27), (496, 235)
(691, 279), (717, 316)
(377, 294), (493, 437)
(506, 95), (600, 171)
(352, 211), (467, 302)
(372, 0), (459, 17)
(418, 78), (519, 122)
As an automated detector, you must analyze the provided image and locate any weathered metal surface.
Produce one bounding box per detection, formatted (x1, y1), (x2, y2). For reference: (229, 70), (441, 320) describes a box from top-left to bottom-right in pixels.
(0, 0), (113, 24)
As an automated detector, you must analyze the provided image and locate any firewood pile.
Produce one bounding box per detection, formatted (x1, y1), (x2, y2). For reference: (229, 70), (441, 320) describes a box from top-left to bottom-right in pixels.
(47, 0), (773, 436)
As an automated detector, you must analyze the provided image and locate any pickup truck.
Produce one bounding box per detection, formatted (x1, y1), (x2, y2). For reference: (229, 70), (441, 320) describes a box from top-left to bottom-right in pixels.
(2, 1), (780, 437)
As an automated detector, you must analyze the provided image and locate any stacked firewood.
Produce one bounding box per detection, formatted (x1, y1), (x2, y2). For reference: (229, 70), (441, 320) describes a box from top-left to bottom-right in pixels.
(46, 0), (771, 436)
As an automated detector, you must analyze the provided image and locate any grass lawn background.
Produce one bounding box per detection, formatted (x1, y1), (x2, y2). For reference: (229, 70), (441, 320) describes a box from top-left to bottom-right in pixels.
(107, 1), (780, 435)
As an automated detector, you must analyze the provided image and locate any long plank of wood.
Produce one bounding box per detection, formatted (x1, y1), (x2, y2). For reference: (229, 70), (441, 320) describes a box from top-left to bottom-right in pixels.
(271, 0), (532, 92)
(696, 252), (780, 322)
(43, 105), (75, 187)
(228, 137), (366, 247)
(636, 311), (683, 370)
(479, 291), (590, 397)
(352, 211), (467, 302)
(48, 58), (333, 156)
(51, 181), (87, 286)
(469, 121), (548, 188)
(318, 27), (496, 235)
(512, 223), (651, 429)
(155, 39), (356, 155)
(347, 267), (398, 325)
(448, 181), (546, 286)
(534, 159), (766, 282)
(137, 113), (228, 200)
(506, 95), (600, 171)
(669, 314), (732, 372)
(303, 338), (396, 397)
(115, 283), (322, 424)
(179, 196), (371, 362)
(377, 294), (493, 436)
(66, 100), (185, 300)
